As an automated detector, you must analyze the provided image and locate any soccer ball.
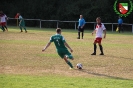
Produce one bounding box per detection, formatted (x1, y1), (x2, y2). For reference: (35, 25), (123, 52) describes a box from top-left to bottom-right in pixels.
(76, 63), (82, 69)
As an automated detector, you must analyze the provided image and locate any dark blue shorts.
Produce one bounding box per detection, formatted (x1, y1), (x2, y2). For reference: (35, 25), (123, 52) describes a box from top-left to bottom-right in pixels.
(78, 26), (84, 32)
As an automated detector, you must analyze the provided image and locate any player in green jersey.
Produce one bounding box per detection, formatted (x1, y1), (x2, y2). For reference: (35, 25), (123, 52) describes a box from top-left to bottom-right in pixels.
(16, 13), (27, 33)
(42, 28), (74, 69)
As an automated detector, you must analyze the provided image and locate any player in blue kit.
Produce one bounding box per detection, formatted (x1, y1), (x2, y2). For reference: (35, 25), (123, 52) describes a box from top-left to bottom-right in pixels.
(77, 15), (85, 39)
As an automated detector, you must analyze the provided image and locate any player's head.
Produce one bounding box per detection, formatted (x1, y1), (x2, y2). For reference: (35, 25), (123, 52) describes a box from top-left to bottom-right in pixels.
(96, 17), (101, 24)
(0, 11), (4, 15)
(17, 13), (20, 16)
(80, 15), (83, 19)
(56, 28), (61, 34)
(0, 11), (3, 13)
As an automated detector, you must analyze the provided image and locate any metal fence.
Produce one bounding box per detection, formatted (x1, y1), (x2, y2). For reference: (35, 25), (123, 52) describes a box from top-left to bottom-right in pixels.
(8, 18), (133, 33)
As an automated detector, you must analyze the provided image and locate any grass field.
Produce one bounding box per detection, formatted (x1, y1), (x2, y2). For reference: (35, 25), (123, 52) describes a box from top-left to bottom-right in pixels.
(0, 26), (133, 88)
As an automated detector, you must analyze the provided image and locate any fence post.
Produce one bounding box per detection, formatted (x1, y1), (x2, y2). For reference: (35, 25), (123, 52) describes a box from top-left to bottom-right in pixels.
(132, 24), (133, 33)
(75, 22), (76, 30)
(112, 23), (113, 32)
(40, 19), (41, 29)
(94, 23), (95, 30)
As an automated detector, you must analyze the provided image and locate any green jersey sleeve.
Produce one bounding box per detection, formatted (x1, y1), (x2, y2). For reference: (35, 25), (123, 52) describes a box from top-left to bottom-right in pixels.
(61, 36), (66, 43)
(50, 36), (53, 42)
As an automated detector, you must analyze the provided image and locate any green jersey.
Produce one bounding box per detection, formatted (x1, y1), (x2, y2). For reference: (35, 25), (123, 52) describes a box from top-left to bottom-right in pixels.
(19, 15), (25, 26)
(50, 34), (67, 50)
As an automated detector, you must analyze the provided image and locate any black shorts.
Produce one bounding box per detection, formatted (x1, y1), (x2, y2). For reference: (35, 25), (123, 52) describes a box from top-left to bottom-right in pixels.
(118, 24), (122, 28)
(78, 26), (84, 32)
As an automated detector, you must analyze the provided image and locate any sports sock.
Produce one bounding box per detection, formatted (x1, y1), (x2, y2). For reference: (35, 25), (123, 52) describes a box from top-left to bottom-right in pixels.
(78, 32), (80, 38)
(1, 26), (5, 31)
(24, 27), (27, 31)
(94, 44), (97, 53)
(20, 27), (22, 31)
(4, 26), (7, 29)
(99, 45), (103, 54)
(82, 32), (84, 39)
(67, 61), (73, 68)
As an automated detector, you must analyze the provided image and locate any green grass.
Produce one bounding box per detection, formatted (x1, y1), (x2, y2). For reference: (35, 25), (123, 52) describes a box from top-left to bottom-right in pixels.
(0, 74), (133, 88)
(0, 26), (133, 88)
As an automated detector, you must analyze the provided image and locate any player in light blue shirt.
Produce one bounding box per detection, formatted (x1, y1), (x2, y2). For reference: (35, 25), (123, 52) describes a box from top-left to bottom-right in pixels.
(77, 15), (85, 39)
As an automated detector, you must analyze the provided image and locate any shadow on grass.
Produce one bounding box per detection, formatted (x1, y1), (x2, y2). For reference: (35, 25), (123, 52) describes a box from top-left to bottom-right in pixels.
(79, 69), (132, 80)
(105, 55), (133, 60)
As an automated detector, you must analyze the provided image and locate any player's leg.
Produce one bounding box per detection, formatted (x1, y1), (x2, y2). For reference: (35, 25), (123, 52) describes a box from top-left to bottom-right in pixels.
(77, 26), (81, 39)
(1, 23), (5, 32)
(91, 38), (97, 55)
(57, 51), (73, 68)
(118, 24), (121, 33)
(121, 25), (124, 32)
(20, 26), (23, 32)
(23, 23), (27, 33)
(1, 26), (5, 32)
(81, 27), (84, 39)
(98, 38), (104, 55)
(4, 26), (8, 31)
(64, 50), (74, 68)
(98, 44), (104, 55)
(64, 55), (73, 69)
(3, 22), (8, 31)
(23, 26), (27, 33)
(19, 23), (23, 32)
(91, 42), (97, 55)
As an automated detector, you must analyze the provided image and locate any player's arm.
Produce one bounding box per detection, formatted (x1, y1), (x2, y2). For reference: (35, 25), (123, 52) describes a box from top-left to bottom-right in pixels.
(19, 19), (22, 23)
(77, 21), (79, 28)
(64, 42), (73, 52)
(42, 42), (51, 52)
(81, 19), (85, 28)
(103, 29), (106, 38)
(5, 15), (8, 20)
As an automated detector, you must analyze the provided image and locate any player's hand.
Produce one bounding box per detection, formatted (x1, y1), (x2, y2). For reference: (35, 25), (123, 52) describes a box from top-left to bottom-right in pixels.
(42, 49), (45, 52)
(92, 32), (93, 36)
(70, 49), (73, 52)
(103, 35), (106, 38)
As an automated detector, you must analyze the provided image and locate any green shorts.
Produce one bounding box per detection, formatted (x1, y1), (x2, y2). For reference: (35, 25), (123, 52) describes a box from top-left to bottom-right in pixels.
(57, 49), (73, 59)
(19, 22), (25, 27)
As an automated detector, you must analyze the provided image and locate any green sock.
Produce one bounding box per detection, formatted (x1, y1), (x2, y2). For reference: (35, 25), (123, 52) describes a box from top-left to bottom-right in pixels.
(67, 61), (73, 68)
(1, 26), (5, 31)
(20, 27), (22, 31)
(24, 28), (27, 31)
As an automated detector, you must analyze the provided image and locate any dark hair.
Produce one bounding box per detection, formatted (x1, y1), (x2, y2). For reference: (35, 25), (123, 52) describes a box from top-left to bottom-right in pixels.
(96, 17), (101, 20)
(56, 28), (61, 33)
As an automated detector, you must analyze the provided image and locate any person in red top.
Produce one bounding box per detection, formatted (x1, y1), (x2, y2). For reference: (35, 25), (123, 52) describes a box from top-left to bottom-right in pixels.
(0, 11), (8, 32)
(91, 17), (106, 55)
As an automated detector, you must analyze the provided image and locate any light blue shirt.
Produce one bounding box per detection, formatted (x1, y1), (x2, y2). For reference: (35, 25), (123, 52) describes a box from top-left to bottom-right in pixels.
(78, 18), (85, 26)
(19, 15), (23, 20)
(118, 18), (123, 24)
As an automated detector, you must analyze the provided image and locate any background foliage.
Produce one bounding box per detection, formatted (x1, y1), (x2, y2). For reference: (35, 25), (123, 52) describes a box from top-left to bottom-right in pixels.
(0, 0), (133, 26)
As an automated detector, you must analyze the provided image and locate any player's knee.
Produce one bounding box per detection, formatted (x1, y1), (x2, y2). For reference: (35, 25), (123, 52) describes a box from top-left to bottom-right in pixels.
(63, 57), (68, 62)
(93, 43), (96, 45)
(66, 55), (73, 60)
(69, 55), (73, 60)
(71, 58), (74, 60)
(98, 43), (101, 45)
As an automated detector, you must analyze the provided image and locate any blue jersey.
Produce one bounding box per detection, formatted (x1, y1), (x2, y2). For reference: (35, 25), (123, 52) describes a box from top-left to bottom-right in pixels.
(78, 18), (85, 26)
(118, 18), (123, 24)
